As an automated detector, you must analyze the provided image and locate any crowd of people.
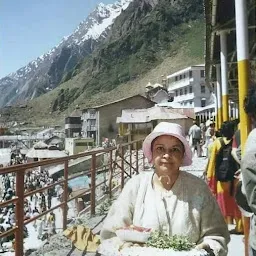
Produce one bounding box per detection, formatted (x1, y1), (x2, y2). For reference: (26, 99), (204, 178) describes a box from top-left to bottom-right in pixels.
(0, 166), (57, 251)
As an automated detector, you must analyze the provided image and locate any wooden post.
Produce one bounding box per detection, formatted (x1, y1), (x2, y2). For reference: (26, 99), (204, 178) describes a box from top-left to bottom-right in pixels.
(121, 146), (124, 189)
(108, 151), (113, 199)
(243, 216), (250, 256)
(15, 170), (25, 256)
(90, 154), (96, 216)
(62, 160), (69, 230)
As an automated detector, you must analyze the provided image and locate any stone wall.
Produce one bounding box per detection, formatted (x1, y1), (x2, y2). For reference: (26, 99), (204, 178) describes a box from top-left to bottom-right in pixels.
(98, 96), (155, 142)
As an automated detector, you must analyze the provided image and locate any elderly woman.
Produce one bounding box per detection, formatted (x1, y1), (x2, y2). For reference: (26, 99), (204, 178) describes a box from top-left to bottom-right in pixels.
(100, 122), (230, 256)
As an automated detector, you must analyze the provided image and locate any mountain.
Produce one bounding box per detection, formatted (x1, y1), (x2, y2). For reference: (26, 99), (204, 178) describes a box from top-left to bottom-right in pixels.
(49, 0), (204, 111)
(0, 0), (205, 126)
(0, 0), (133, 107)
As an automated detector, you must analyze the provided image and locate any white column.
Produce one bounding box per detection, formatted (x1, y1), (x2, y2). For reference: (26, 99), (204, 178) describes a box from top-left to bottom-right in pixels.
(216, 64), (222, 128)
(235, 0), (250, 151)
(219, 31), (229, 121)
(236, 103), (239, 119)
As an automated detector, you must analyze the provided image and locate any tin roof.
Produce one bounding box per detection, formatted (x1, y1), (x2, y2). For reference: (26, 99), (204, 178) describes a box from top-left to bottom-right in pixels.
(117, 106), (189, 123)
(82, 95), (155, 111)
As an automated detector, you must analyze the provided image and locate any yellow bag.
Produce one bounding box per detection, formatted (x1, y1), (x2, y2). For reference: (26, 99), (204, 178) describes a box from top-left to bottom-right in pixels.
(63, 225), (100, 252)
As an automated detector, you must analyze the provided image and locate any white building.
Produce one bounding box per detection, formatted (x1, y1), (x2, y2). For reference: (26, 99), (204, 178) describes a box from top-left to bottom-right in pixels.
(166, 64), (215, 123)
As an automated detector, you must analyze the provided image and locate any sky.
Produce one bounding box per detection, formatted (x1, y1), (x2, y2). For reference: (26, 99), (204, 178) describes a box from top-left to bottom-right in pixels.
(0, 0), (114, 78)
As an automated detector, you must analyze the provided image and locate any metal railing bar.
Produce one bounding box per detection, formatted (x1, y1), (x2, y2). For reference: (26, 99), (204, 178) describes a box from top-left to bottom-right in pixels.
(0, 159), (105, 176)
(112, 171), (122, 178)
(67, 171), (90, 181)
(0, 150), (111, 174)
(0, 197), (18, 208)
(67, 190), (90, 203)
(24, 180), (64, 198)
(24, 202), (65, 225)
(0, 226), (18, 239)
(95, 180), (106, 188)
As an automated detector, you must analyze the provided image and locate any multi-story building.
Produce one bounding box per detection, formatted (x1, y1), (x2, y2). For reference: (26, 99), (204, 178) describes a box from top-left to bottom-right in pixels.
(81, 95), (155, 146)
(65, 108), (82, 138)
(166, 64), (215, 122)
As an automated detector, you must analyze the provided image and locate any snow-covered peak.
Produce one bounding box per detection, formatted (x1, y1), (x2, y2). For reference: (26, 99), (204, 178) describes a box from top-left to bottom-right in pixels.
(72, 0), (133, 43)
(2, 0), (134, 82)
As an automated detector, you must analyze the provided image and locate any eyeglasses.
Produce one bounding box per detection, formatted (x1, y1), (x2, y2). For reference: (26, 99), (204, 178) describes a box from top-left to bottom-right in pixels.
(153, 145), (184, 157)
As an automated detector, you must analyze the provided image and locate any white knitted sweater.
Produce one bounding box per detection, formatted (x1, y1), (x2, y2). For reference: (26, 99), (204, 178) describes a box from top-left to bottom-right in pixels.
(100, 171), (230, 256)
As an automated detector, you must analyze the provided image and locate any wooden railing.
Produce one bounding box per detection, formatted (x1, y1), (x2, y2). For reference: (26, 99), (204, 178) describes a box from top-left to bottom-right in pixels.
(0, 139), (145, 256)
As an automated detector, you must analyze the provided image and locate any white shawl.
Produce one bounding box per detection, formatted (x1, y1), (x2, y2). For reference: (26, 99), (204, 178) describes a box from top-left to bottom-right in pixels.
(100, 171), (230, 256)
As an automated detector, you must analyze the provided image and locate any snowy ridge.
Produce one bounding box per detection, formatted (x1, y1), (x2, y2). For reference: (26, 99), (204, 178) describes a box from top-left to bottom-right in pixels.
(1, 0), (133, 82)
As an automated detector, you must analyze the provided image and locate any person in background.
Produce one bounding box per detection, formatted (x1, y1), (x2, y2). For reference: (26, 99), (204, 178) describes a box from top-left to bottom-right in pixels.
(200, 122), (207, 156)
(206, 121), (243, 234)
(205, 122), (215, 157)
(188, 120), (202, 157)
(241, 85), (256, 256)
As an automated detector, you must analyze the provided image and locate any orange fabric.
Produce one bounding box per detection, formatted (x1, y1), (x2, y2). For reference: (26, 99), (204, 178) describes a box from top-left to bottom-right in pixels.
(206, 138), (242, 221)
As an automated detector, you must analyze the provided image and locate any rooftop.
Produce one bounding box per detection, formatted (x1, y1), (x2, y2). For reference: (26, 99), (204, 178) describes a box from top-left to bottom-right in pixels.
(167, 64), (205, 79)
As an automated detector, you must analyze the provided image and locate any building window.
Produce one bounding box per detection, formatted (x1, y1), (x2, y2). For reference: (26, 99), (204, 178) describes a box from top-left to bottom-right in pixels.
(200, 70), (205, 78)
(190, 101), (193, 106)
(175, 76), (178, 81)
(189, 86), (193, 93)
(183, 74), (186, 78)
(179, 74), (182, 80)
(189, 70), (193, 78)
(201, 98), (206, 107)
(180, 89), (183, 95)
(184, 87), (187, 95)
(201, 85), (205, 93)
(89, 119), (96, 126)
(175, 90), (178, 96)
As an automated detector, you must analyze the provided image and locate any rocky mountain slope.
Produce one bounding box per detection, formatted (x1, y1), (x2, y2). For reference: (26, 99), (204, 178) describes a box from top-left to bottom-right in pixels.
(0, 0), (133, 107)
(0, 0), (205, 126)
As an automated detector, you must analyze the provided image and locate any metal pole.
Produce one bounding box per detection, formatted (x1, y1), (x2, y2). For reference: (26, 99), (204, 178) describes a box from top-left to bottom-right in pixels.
(235, 1), (250, 255)
(15, 170), (25, 256)
(108, 151), (113, 199)
(121, 146), (124, 189)
(213, 86), (218, 128)
(62, 160), (68, 230)
(219, 31), (229, 122)
(90, 154), (96, 216)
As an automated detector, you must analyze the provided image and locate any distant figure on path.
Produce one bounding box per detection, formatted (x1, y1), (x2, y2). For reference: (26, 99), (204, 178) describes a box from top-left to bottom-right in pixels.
(188, 121), (202, 157)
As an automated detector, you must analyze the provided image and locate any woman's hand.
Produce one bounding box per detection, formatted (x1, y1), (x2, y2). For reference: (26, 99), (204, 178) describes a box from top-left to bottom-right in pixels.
(195, 242), (215, 255)
(234, 169), (241, 180)
(119, 225), (151, 232)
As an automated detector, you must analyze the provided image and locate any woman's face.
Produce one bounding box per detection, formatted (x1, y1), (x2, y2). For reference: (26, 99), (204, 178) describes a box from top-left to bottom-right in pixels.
(152, 135), (184, 176)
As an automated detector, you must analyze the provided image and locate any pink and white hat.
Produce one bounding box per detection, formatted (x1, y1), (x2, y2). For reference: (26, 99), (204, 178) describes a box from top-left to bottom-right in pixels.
(142, 122), (192, 166)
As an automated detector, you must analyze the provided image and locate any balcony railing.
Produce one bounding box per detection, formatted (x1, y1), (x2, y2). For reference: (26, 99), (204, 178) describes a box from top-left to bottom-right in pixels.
(0, 139), (145, 256)
(168, 77), (193, 90)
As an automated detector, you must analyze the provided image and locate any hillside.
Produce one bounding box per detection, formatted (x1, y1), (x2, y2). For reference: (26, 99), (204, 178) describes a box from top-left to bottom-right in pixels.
(0, 0), (133, 107)
(0, 0), (205, 127)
